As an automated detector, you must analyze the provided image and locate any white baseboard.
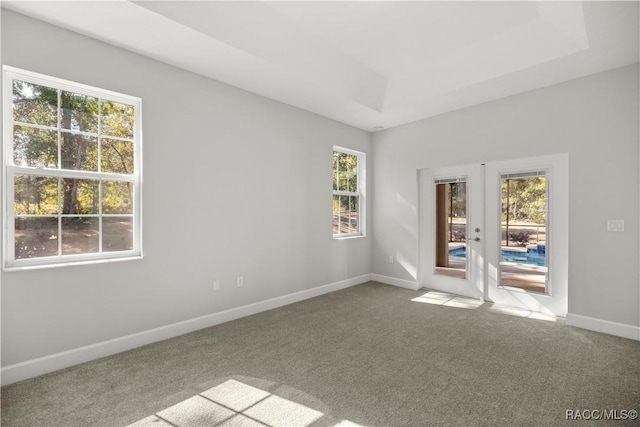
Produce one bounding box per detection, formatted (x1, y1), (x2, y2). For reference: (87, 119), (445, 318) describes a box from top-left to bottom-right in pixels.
(370, 273), (420, 291)
(1, 274), (371, 386)
(566, 313), (640, 341)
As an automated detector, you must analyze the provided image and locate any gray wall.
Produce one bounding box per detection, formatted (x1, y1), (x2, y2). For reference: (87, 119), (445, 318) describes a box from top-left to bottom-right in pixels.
(372, 63), (639, 328)
(1, 11), (372, 366)
(2, 9), (639, 370)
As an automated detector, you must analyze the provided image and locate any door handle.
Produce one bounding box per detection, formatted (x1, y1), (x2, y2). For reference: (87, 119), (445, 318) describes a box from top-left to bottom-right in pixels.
(468, 237), (480, 242)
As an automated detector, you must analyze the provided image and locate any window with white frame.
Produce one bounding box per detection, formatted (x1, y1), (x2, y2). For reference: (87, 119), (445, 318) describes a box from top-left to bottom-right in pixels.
(332, 146), (365, 238)
(3, 66), (142, 269)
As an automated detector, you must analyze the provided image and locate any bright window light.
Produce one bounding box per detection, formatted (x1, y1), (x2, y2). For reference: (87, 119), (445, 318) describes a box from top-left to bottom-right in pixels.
(2, 66), (142, 270)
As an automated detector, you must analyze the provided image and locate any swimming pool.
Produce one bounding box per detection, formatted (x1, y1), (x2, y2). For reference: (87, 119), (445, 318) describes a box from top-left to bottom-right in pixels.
(449, 246), (546, 266)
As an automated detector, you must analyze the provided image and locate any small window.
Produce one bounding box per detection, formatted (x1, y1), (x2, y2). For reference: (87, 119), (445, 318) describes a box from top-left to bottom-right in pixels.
(332, 146), (365, 238)
(3, 66), (142, 269)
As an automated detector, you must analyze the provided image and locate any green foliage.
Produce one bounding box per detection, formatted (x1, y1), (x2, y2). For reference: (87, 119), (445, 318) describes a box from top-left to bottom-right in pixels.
(101, 101), (134, 139)
(13, 80), (58, 126)
(61, 90), (99, 133)
(333, 151), (358, 211)
(501, 176), (546, 225)
(14, 175), (58, 215)
(332, 151), (360, 234)
(13, 125), (58, 168)
(102, 181), (132, 214)
(12, 79), (135, 216)
(509, 230), (533, 246)
(102, 139), (134, 174)
(450, 182), (466, 218)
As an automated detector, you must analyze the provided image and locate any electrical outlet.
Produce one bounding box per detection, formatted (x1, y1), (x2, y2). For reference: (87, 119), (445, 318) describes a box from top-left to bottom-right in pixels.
(213, 280), (220, 292)
(236, 276), (244, 288)
(388, 255), (394, 264)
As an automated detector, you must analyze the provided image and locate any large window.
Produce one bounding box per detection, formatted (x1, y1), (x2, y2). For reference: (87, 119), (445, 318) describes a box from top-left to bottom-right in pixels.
(332, 146), (365, 238)
(3, 66), (142, 269)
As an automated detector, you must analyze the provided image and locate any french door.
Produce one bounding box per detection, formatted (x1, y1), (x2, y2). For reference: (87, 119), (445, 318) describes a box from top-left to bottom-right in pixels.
(419, 155), (568, 316)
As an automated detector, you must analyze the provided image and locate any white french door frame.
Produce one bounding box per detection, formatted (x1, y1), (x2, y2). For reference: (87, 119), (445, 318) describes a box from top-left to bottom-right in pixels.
(418, 164), (485, 300)
(418, 154), (568, 317)
(484, 154), (568, 316)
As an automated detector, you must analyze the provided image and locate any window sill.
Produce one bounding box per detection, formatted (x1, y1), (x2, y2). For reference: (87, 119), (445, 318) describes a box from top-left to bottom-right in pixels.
(3, 254), (143, 272)
(333, 234), (366, 240)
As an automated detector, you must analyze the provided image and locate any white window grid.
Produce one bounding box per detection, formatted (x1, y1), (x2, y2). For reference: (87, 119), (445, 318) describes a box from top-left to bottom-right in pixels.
(2, 66), (143, 270)
(333, 146), (365, 239)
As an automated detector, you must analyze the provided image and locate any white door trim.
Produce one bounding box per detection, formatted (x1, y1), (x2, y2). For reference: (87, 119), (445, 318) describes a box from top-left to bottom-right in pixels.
(484, 154), (568, 316)
(418, 154), (569, 317)
(418, 164), (484, 300)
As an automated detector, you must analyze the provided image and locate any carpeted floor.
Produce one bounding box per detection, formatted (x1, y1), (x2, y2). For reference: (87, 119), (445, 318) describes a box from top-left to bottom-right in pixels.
(2, 282), (639, 426)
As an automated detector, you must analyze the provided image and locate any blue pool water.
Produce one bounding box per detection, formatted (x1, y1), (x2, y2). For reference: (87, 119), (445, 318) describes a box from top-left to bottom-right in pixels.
(450, 246), (546, 267)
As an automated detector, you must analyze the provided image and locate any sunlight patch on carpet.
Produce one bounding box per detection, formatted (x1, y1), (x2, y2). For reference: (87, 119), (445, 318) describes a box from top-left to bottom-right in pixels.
(488, 305), (558, 322)
(412, 289), (559, 322)
(128, 379), (363, 427)
(412, 291), (483, 310)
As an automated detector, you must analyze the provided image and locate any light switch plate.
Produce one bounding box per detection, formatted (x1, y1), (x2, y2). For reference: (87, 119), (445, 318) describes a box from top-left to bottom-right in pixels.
(607, 219), (624, 232)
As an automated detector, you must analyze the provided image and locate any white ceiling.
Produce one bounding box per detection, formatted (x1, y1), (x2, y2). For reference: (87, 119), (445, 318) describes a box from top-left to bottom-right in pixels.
(4, 1), (639, 131)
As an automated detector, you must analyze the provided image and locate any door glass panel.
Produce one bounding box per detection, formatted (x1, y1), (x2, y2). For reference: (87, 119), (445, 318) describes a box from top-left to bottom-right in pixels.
(500, 172), (548, 292)
(434, 179), (467, 278)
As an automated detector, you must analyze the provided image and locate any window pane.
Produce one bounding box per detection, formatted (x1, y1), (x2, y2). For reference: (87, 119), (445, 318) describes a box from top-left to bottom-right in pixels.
(332, 194), (340, 234)
(349, 172), (357, 192)
(500, 175), (548, 293)
(60, 91), (99, 133)
(337, 153), (347, 191)
(349, 196), (359, 232)
(7, 71), (141, 267)
(339, 195), (350, 233)
(14, 217), (58, 259)
(14, 175), (58, 215)
(338, 171), (347, 191)
(103, 217), (133, 252)
(12, 80), (57, 127)
(333, 148), (364, 237)
(336, 153), (357, 192)
(102, 181), (133, 214)
(337, 153), (346, 191)
(338, 152), (348, 167)
(62, 217), (99, 255)
(332, 152), (339, 191)
(13, 125), (58, 168)
(61, 132), (98, 171)
(101, 139), (134, 174)
(348, 153), (358, 192)
(347, 154), (357, 174)
(61, 179), (99, 215)
(434, 182), (468, 279)
(101, 101), (134, 139)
